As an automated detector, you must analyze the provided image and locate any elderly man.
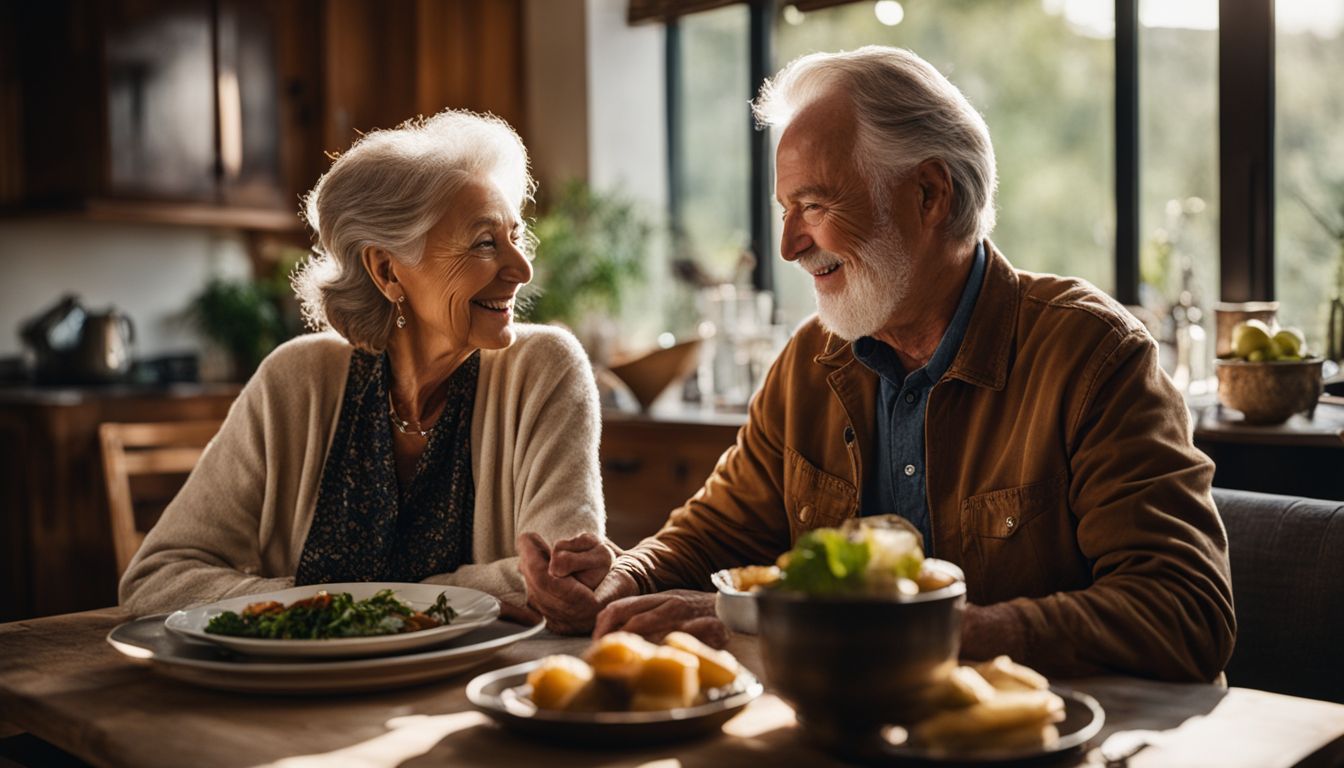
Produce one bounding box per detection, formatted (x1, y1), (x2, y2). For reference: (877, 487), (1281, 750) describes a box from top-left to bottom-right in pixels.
(523, 46), (1234, 682)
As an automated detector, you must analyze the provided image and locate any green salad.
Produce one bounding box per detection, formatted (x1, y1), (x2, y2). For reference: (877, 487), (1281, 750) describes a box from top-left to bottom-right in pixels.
(204, 589), (457, 639)
(777, 515), (931, 594)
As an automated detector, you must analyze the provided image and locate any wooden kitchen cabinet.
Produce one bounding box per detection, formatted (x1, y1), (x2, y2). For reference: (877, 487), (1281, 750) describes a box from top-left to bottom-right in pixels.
(0, 386), (239, 621)
(600, 412), (742, 549)
(5, 0), (314, 226)
(1, 0), (524, 231)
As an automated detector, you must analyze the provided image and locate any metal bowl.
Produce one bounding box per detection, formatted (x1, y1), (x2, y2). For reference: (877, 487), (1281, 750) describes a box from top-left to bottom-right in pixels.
(1215, 357), (1323, 425)
(710, 569), (759, 635)
(755, 559), (966, 749)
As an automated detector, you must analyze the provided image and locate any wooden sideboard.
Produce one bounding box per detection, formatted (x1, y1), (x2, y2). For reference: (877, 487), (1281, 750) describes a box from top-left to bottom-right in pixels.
(0, 385), (239, 621)
(599, 409), (742, 549)
(1192, 401), (1344, 501)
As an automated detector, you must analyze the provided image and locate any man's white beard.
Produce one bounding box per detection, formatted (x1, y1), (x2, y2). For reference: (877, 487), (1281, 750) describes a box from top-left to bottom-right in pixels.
(808, 224), (911, 341)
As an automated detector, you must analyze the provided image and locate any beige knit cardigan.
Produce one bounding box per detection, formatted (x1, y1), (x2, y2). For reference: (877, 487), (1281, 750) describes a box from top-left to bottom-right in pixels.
(119, 325), (604, 615)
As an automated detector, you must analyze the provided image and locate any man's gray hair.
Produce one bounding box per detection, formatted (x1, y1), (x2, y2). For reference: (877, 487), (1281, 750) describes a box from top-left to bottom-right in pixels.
(293, 109), (534, 352)
(752, 46), (997, 244)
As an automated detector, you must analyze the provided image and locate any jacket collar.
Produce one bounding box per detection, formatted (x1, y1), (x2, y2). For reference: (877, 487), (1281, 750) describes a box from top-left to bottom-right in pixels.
(812, 239), (1018, 391)
(945, 240), (1017, 390)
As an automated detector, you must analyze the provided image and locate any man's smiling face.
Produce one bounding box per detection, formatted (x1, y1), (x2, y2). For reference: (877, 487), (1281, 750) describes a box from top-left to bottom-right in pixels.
(775, 94), (913, 341)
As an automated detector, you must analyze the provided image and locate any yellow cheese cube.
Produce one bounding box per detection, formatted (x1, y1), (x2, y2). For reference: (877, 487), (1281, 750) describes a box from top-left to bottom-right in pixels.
(662, 631), (741, 689)
(526, 655), (594, 710)
(630, 646), (700, 710)
(584, 631), (659, 684)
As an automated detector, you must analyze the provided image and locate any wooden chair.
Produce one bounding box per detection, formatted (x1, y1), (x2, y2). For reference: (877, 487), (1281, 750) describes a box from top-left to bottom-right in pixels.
(99, 420), (222, 576)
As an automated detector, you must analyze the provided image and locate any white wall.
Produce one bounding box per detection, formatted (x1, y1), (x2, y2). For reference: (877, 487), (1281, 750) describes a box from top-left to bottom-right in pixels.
(585, 0), (666, 207)
(0, 220), (252, 358)
(585, 0), (672, 350)
(523, 0), (589, 194)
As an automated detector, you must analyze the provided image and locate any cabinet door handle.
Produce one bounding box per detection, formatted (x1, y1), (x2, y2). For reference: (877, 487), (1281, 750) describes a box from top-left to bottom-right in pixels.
(604, 458), (643, 474)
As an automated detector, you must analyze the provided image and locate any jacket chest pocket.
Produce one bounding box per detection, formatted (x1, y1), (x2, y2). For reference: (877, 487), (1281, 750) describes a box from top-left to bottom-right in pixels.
(960, 472), (1082, 603)
(783, 448), (857, 542)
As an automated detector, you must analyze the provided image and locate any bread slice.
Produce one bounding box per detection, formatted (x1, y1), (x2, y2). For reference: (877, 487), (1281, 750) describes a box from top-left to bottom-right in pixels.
(974, 655), (1050, 692)
(912, 689), (1065, 744)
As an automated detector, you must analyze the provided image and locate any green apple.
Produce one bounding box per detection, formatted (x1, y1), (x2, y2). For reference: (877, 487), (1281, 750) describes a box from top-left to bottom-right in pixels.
(1232, 320), (1274, 359)
(1272, 328), (1306, 358)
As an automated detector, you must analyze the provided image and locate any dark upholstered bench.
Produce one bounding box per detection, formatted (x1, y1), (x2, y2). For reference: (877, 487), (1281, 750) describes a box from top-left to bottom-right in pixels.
(1214, 488), (1344, 703)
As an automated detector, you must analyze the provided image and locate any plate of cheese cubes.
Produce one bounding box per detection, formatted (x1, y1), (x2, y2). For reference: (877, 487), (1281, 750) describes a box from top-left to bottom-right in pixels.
(466, 631), (763, 746)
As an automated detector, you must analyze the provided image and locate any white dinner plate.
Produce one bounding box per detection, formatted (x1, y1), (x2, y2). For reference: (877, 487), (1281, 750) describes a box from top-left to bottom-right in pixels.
(163, 582), (499, 658)
(109, 614), (543, 694)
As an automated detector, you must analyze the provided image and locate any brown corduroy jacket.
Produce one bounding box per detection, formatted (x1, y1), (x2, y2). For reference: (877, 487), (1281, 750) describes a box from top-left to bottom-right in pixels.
(615, 242), (1236, 682)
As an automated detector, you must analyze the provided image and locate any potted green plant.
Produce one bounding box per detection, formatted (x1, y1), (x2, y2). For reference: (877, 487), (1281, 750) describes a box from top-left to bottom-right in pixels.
(189, 251), (304, 381)
(522, 180), (648, 358)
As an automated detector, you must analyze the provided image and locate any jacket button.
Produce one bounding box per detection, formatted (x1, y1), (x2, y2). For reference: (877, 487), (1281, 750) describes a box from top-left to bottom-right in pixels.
(799, 505), (813, 523)
(843, 426), (855, 444)
(904, 464), (916, 477)
(1005, 515), (1017, 529)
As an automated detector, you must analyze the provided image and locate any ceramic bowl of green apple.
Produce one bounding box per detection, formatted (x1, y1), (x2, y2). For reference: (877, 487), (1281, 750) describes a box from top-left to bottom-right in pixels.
(1215, 320), (1323, 425)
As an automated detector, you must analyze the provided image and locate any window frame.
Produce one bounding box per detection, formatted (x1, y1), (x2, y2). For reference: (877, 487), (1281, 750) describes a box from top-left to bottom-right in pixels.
(663, 0), (1280, 307)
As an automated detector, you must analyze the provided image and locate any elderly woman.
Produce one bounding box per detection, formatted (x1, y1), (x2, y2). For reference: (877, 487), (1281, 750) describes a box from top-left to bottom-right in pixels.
(119, 110), (610, 618)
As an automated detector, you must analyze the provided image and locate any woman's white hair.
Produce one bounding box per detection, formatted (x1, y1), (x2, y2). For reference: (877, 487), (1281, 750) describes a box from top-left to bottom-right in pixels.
(753, 46), (997, 244)
(293, 109), (534, 352)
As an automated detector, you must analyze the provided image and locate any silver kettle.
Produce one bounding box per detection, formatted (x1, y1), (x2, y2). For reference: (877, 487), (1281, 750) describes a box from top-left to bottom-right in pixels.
(20, 295), (135, 385)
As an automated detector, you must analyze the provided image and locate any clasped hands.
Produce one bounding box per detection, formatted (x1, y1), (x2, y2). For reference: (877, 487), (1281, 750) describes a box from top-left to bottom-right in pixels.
(516, 532), (727, 647)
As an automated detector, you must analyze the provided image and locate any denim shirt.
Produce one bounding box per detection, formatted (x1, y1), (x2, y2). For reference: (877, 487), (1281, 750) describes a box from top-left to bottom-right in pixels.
(852, 243), (986, 553)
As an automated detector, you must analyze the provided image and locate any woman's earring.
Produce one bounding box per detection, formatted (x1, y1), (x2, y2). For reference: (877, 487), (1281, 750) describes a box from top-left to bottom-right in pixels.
(396, 295), (407, 329)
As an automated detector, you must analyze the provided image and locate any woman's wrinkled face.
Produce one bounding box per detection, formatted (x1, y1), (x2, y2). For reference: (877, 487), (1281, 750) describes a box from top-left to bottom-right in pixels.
(397, 179), (533, 352)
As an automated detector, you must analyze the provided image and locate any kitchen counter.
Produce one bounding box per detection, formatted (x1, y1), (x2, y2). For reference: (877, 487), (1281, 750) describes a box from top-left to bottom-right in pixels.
(0, 382), (242, 406)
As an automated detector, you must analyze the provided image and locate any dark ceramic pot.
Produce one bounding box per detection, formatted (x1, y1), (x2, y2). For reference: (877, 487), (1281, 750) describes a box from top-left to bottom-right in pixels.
(755, 560), (966, 751)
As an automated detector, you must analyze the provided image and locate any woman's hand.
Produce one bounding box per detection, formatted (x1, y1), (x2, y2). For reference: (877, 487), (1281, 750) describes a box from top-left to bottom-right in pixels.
(592, 590), (728, 648)
(497, 600), (544, 626)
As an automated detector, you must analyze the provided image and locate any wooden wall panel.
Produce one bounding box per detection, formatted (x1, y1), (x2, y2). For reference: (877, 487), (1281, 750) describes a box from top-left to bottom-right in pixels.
(323, 0), (524, 155)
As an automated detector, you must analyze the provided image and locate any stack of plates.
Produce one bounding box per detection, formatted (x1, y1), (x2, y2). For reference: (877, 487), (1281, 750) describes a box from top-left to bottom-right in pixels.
(107, 582), (542, 694)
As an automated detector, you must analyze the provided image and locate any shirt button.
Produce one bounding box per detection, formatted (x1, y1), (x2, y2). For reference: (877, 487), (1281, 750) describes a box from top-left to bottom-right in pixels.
(904, 464), (916, 477)
(904, 391), (916, 404)
(799, 504), (813, 523)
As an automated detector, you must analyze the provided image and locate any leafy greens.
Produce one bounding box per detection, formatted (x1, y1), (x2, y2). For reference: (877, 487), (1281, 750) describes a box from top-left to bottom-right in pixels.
(204, 589), (457, 639)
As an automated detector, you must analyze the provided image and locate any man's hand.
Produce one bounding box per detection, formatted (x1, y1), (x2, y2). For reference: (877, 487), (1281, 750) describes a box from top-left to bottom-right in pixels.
(547, 532), (615, 590)
(593, 589), (728, 648)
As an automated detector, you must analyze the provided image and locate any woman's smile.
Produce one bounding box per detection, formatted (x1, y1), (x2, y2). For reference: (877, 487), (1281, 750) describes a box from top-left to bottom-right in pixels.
(471, 295), (516, 315)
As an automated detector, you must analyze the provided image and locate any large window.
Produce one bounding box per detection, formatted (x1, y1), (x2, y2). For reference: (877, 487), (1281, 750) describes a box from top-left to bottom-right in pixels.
(1275, 0), (1344, 351)
(662, 0), (1335, 374)
(673, 6), (752, 282)
(1138, 0), (1218, 383)
(771, 0), (1114, 326)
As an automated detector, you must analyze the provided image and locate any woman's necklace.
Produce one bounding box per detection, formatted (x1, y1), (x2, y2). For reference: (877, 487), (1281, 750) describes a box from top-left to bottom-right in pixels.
(387, 390), (433, 438)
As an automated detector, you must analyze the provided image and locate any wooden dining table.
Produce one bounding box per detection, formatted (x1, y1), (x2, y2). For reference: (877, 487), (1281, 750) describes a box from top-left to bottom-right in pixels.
(2, 607), (1342, 768)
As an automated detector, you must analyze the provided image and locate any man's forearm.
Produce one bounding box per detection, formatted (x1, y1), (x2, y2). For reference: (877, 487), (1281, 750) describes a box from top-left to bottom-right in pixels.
(959, 602), (1031, 664)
